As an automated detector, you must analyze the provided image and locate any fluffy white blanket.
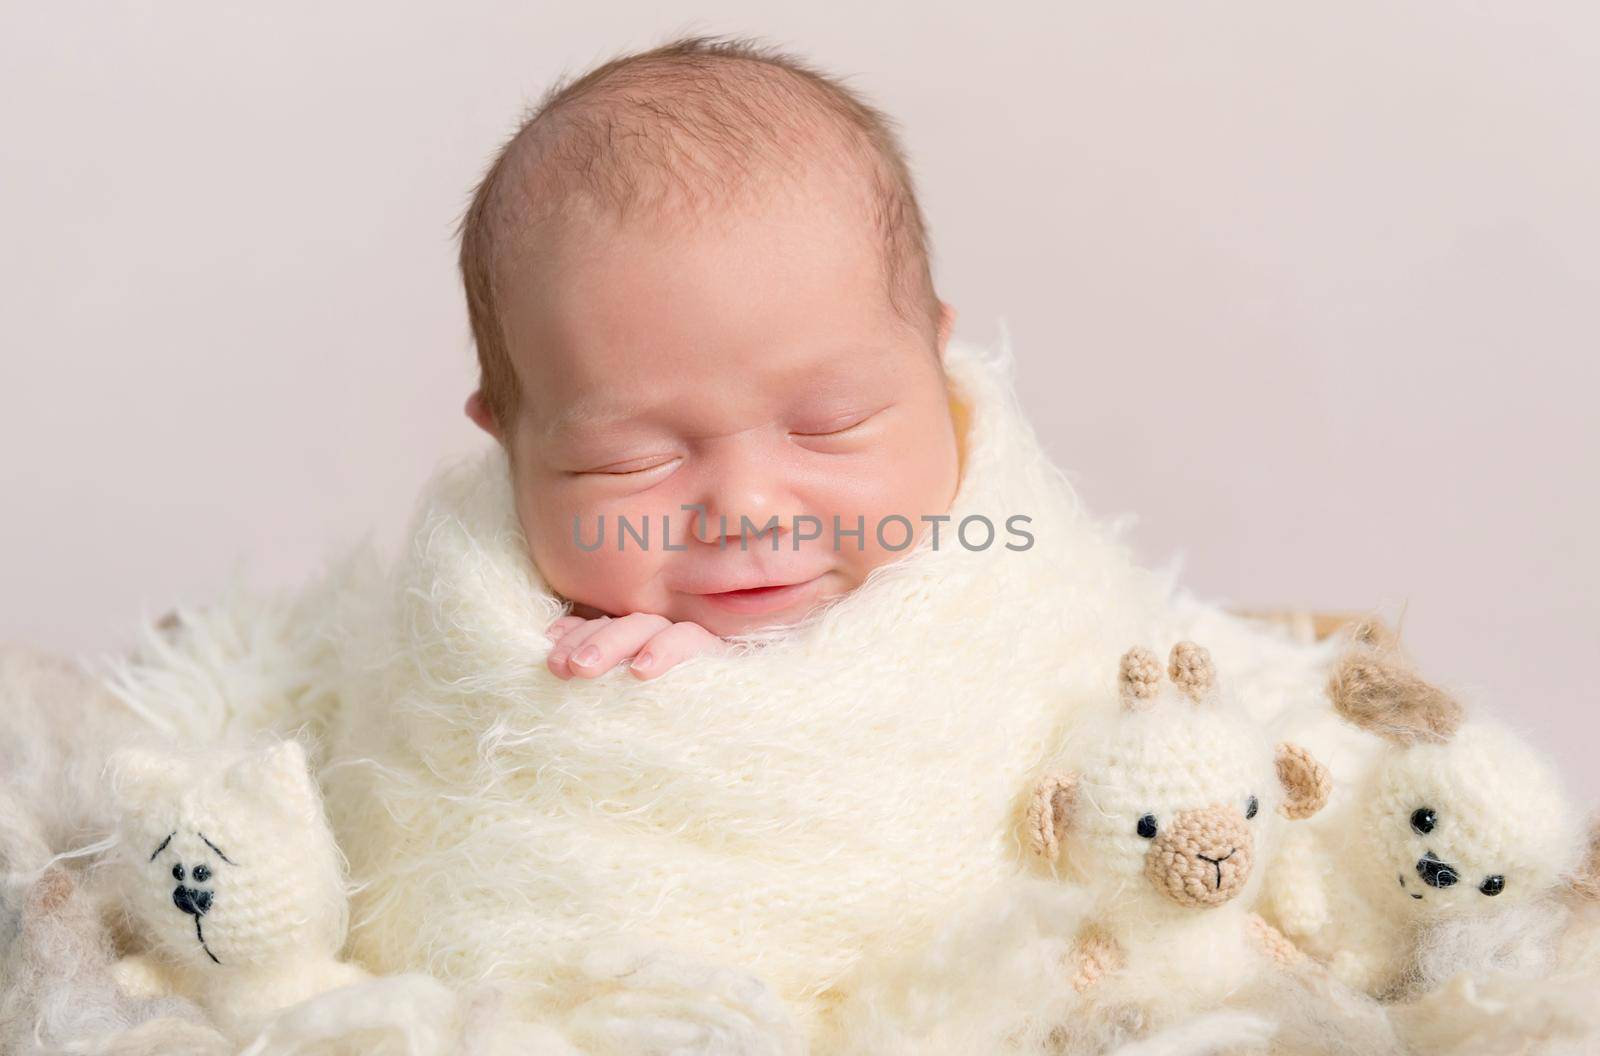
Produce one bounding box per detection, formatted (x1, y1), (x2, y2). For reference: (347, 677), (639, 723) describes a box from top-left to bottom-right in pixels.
(6, 336), (1595, 1054)
(319, 338), (1379, 1040)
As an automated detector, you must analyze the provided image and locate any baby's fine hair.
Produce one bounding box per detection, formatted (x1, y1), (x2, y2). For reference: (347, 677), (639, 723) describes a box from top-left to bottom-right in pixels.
(457, 33), (941, 432)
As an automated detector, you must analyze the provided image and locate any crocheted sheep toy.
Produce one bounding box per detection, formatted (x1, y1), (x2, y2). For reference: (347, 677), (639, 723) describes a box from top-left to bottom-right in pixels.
(105, 739), (370, 1041)
(1264, 644), (1596, 998)
(1025, 642), (1332, 1022)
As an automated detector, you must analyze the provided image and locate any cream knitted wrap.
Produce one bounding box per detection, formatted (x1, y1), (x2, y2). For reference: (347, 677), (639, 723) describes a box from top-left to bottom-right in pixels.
(312, 336), (1352, 1045)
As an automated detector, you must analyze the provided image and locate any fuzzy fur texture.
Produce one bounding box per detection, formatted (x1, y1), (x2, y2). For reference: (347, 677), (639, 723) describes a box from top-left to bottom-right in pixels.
(6, 335), (1598, 1052)
(0, 865), (229, 1056)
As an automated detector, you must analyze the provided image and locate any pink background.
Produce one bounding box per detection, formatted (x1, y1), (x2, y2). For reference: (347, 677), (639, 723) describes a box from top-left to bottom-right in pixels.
(2, 4), (1595, 795)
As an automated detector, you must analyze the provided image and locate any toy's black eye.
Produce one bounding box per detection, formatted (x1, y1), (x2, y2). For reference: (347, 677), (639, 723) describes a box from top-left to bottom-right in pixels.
(1245, 796), (1259, 820)
(192, 865), (211, 883)
(1480, 875), (1505, 897)
(1410, 808), (1437, 835)
(171, 863), (184, 881)
(1136, 814), (1159, 839)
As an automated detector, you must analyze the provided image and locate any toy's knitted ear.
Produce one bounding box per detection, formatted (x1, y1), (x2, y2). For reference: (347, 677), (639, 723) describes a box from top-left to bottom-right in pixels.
(225, 740), (320, 820)
(1119, 647), (1163, 711)
(1327, 648), (1463, 745)
(1569, 815), (1600, 902)
(1275, 743), (1332, 820)
(1027, 771), (1078, 861)
(1167, 641), (1217, 705)
(106, 746), (185, 815)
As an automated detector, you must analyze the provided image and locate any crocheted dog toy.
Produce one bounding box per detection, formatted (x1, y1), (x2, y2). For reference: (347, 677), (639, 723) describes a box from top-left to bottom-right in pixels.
(1263, 643), (1595, 998)
(105, 739), (369, 1041)
(1026, 642), (1332, 1021)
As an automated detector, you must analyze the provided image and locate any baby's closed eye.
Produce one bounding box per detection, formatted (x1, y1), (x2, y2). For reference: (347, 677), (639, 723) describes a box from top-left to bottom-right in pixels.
(787, 403), (894, 447)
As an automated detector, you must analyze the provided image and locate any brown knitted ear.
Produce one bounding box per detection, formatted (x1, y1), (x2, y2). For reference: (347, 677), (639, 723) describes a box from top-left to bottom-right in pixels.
(1327, 649), (1463, 745)
(1275, 743), (1332, 819)
(1570, 816), (1600, 902)
(1168, 642), (1217, 705)
(1119, 647), (1162, 711)
(1027, 771), (1079, 861)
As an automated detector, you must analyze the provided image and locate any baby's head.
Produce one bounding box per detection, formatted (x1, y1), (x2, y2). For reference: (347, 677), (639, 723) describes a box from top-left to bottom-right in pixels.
(457, 36), (962, 636)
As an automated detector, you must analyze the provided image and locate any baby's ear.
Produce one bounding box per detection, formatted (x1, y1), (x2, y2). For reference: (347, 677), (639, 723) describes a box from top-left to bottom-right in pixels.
(1026, 771), (1079, 862)
(1327, 647), (1463, 746)
(1275, 743), (1331, 820)
(225, 740), (321, 820)
(106, 746), (184, 815)
(464, 390), (501, 442)
(936, 300), (958, 355)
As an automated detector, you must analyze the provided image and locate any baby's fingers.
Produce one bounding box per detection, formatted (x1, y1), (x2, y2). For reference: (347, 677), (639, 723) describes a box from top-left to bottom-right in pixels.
(547, 616), (614, 678)
(564, 613), (672, 679)
(630, 623), (727, 681)
(546, 615), (587, 642)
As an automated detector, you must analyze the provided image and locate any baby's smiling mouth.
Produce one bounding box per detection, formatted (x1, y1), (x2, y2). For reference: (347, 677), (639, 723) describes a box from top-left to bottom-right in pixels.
(1398, 873), (1424, 900)
(693, 575), (824, 615)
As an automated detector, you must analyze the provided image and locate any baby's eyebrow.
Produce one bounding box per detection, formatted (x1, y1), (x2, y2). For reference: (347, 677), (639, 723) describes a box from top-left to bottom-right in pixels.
(543, 396), (658, 439)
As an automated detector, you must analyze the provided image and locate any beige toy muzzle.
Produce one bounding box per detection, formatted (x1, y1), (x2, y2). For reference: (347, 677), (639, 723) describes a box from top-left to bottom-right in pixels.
(1145, 805), (1254, 908)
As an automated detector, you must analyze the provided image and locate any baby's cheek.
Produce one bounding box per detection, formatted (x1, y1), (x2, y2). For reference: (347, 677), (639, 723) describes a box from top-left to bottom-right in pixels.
(520, 488), (678, 617)
(807, 449), (958, 581)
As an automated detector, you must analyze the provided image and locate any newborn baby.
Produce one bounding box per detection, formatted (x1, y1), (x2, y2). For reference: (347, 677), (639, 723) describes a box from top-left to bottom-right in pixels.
(453, 35), (964, 680)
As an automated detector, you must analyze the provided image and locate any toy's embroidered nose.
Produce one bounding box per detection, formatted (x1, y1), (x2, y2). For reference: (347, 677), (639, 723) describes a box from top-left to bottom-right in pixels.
(1416, 851), (1460, 889)
(173, 884), (213, 917)
(1197, 849), (1236, 890)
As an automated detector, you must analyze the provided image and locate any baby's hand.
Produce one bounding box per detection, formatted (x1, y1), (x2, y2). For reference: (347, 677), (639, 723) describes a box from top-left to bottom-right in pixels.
(545, 613), (727, 681)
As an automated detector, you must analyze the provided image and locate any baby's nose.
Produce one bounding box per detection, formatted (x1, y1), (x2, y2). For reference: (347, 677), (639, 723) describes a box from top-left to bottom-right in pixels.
(690, 490), (788, 547)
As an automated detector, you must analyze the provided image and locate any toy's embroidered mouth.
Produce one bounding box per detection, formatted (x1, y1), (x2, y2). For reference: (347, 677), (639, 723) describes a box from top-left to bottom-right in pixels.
(1197, 849), (1235, 890)
(1398, 873), (1424, 900)
(193, 916), (220, 964)
(172, 885), (221, 964)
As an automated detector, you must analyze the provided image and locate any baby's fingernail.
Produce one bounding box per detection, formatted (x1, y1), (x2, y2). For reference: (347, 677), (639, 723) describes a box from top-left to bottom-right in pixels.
(633, 651), (654, 671)
(573, 645), (601, 667)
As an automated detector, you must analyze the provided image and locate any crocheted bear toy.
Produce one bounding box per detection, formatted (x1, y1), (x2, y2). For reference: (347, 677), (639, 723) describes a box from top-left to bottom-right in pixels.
(1263, 643), (1595, 998)
(105, 739), (370, 1041)
(1025, 642), (1332, 1022)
